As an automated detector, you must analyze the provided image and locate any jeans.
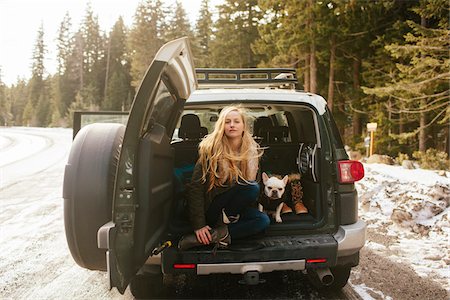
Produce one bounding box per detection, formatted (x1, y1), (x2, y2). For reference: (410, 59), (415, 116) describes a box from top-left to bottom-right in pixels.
(206, 182), (270, 239)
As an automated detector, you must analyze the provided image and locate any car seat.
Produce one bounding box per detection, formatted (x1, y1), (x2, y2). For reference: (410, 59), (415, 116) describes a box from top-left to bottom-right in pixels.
(178, 114), (208, 140)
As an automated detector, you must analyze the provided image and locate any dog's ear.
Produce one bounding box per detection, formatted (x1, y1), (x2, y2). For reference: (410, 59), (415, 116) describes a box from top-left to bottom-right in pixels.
(262, 172), (269, 184)
(282, 175), (289, 186)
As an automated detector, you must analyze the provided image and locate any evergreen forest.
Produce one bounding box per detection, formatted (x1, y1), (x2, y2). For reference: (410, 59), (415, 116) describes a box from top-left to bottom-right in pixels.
(0, 0), (448, 158)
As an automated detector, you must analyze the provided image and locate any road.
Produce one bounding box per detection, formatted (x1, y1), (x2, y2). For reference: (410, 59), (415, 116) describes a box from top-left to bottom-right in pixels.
(0, 127), (360, 299)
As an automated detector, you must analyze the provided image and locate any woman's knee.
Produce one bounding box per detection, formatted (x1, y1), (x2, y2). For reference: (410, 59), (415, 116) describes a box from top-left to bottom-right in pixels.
(249, 209), (270, 232)
(258, 212), (271, 230)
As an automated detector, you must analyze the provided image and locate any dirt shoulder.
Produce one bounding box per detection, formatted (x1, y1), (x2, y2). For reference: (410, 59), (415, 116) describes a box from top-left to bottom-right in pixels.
(350, 229), (449, 300)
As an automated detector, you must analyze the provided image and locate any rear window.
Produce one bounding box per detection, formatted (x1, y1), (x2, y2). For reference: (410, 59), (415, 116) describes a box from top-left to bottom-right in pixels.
(172, 104), (318, 145)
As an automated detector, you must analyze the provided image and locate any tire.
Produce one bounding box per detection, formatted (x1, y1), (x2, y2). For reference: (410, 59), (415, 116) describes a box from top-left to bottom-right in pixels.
(307, 266), (351, 291)
(63, 123), (125, 271)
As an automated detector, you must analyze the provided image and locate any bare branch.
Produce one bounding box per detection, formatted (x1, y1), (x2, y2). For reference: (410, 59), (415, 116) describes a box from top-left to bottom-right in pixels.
(387, 90), (449, 102)
(386, 100), (449, 114)
(390, 109), (447, 139)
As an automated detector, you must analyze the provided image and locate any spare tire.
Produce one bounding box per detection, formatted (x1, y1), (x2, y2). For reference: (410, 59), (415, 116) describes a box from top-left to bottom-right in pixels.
(63, 123), (125, 271)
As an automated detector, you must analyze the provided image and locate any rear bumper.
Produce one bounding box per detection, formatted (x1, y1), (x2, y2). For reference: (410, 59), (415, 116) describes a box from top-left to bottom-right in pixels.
(197, 259), (305, 275)
(333, 220), (366, 257)
(158, 221), (366, 275)
(162, 234), (337, 275)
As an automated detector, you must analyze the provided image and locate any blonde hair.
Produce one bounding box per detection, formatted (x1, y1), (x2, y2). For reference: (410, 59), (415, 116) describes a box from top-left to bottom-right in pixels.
(198, 105), (262, 192)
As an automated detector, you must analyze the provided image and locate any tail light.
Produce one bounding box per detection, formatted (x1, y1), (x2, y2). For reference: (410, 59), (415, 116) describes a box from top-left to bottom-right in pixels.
(306, 258), (327, 263)
(337, 160), (364, 183)
(173, 264), (196, 269)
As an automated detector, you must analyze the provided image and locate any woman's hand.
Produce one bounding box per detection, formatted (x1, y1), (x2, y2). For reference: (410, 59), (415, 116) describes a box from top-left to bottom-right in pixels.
(195, 226), (212, 245)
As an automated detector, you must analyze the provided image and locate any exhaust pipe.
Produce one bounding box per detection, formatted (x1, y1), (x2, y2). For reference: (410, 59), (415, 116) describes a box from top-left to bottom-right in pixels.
(314, 268), (334, 286)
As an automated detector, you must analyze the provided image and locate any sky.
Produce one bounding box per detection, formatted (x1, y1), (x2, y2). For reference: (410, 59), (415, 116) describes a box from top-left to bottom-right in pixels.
(0, 0), (221, 86)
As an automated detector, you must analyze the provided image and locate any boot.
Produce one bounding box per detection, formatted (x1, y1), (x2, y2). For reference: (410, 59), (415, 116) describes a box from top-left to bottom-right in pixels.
(281, 203), (293, 214)
(289, 173), (308, 214)
(294, 201), (308, 214)
(178, 210), (231, 250)
(178, 226), (230, 250)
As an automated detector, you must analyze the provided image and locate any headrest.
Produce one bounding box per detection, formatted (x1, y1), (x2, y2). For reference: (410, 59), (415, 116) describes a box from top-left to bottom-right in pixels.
(253, 116), (273, 136)
(179, 114), (207, 140)
(258, 126), (289, 143)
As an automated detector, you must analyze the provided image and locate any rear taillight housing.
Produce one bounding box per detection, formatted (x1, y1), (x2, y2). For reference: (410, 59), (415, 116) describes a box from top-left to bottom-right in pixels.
(337, 160), (364, 183)
(173, 263), (196, 269)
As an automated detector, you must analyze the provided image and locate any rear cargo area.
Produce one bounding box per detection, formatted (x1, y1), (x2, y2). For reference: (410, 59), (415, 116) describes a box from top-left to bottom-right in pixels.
(168, 104), (328, 239)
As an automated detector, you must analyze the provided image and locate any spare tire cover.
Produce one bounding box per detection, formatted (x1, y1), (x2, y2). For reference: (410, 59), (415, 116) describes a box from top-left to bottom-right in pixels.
(63, 123), (125, 271)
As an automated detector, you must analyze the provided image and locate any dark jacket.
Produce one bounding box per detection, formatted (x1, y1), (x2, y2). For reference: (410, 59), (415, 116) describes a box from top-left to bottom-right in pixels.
(258, 194), (286, 211)
(186, 162), (234, 230)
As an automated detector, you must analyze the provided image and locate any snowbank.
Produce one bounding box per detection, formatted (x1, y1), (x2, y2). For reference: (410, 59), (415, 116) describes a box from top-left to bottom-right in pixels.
(356, 163), (450, 290)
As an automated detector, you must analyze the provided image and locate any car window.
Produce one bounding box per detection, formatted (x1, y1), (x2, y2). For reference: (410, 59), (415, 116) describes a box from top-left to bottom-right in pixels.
(172, 105), (320, 144)
(144, 81), (177, 134)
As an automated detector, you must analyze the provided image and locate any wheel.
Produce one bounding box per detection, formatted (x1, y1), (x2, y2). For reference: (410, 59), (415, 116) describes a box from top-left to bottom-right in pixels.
(130, 270), (164, 299)
(307, 266), (351, 291)
(63, 123), (125, 271)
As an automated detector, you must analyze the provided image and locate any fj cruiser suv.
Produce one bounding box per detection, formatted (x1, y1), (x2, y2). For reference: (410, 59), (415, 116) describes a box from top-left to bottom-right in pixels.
(63, 37), (366, 297)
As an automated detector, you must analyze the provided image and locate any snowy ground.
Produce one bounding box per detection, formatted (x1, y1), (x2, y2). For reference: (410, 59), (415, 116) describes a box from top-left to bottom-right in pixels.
(0, 127), (132, 299)
(0, 127), (449, 299)
(350, 163), (450, 299)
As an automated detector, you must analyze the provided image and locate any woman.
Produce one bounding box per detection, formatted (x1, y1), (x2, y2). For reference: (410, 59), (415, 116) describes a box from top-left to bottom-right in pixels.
(179, 105), (270, 250)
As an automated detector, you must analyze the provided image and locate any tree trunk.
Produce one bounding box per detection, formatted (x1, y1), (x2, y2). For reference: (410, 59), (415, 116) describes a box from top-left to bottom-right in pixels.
(308, 0), (317, 93)
(419, 99), (427, 152)
(248, 3), (253, 67)
(104, 36), (111, 103)
(352, 57), (361, 137)
(445, 124), (450, 157)
(304, 54), (310, 92)
(77, 34), (84, 91)
(388, 99), (392, 150)
(327, 35), (336, 111)
(399, 112), (404, 134)
(310, 42), (317, 94)
(418, 16), (427, 152)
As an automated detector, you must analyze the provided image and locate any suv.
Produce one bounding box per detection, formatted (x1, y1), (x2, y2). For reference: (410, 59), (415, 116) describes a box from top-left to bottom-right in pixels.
(63, 37), (366, 297)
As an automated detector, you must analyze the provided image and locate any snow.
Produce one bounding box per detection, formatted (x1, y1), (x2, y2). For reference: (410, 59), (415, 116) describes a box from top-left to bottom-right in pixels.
(356, 163), (450, 291)
(350, 282), (393, 300)
(0, 127), (131, 298)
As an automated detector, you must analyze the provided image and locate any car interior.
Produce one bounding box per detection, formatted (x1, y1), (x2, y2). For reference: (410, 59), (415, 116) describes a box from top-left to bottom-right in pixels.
(168, 104), (324, 238)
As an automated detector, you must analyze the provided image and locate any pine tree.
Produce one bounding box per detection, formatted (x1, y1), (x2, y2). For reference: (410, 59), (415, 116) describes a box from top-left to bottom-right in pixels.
(61, 30), (85, 122)
(194, 0), (213, 67)
(166, 1), (193, 41)
(55, 12), (75, 118)
(9, 79), (28, 125)
(128, 0), (165, 88)
(25, 23), (47, 126)
(57, 13), (72, 75)
(0, 68), (10, 125)
(104, 71), (129, 110)
(251, 1), (288, 67)
(363, 0), (449, 154)
(210, 0), (263, 67)
(253, 1), (318, 91)
(103, 17), (132, 110)
(80, 4), (104, 108)
(36, 85), (51, 126)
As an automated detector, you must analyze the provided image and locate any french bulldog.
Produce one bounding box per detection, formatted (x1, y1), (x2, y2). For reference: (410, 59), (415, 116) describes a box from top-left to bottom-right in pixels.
(258, 172), (291, 223)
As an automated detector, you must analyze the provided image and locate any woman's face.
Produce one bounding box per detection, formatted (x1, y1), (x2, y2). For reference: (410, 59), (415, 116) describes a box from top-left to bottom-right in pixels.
(223, 110), (244, 140)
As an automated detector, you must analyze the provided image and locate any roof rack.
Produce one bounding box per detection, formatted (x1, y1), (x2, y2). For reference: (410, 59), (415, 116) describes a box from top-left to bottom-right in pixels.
(196, 68), (298, 89)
